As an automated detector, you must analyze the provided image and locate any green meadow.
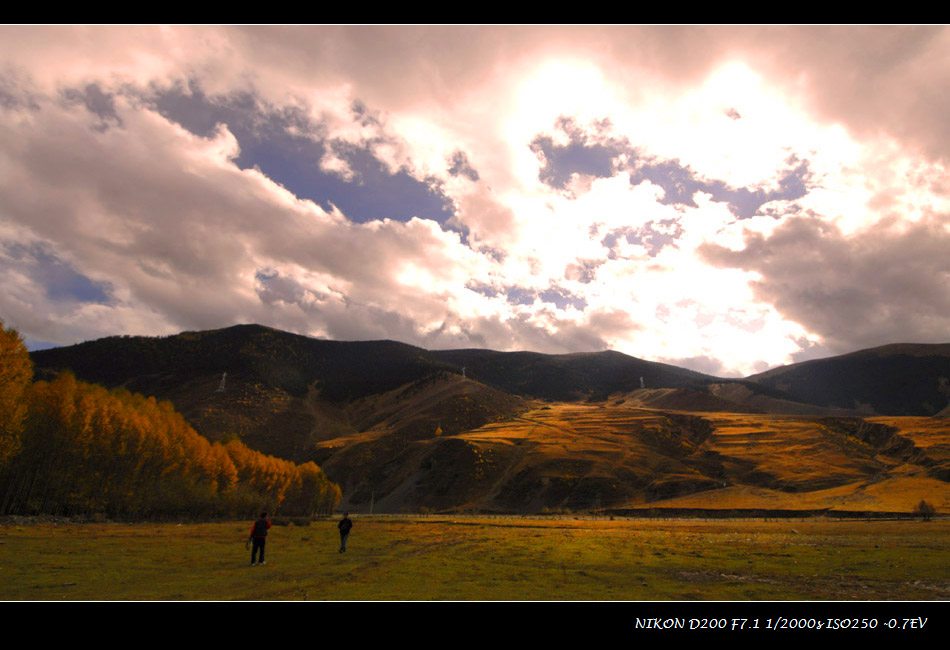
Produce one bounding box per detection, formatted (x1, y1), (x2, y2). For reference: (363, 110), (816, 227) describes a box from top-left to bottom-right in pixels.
(3, 517), (949, 601)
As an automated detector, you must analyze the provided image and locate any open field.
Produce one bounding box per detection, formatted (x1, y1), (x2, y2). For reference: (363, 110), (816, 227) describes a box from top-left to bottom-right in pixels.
(3, 517), (949, 601)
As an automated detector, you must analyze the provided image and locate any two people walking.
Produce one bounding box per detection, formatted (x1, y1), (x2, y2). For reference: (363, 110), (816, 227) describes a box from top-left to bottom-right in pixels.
(246, 511), (353, 564)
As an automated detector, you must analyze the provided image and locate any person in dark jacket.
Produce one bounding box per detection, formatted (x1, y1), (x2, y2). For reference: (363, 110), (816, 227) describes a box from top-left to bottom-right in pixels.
(249, 512), (271, 565)
(338, 512), (353, 553)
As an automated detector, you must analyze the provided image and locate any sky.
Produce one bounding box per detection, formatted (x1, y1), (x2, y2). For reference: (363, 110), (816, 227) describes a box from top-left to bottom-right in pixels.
(1, 25), (949, 378)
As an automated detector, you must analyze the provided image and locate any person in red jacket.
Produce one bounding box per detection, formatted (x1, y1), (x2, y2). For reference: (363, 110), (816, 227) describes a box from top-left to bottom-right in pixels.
(249, 512), (271, 565)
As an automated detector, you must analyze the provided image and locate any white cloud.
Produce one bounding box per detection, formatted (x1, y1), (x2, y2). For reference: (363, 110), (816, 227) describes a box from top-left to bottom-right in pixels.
(2, 26), (949, 377)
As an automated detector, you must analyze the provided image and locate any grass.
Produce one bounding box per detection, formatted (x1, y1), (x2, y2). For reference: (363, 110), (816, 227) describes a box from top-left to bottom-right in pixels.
(439, 405), (950, 513)
(3, 516), (949, 601)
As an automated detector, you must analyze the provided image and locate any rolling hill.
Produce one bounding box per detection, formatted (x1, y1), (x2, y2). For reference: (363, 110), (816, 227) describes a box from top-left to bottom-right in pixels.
(746, 343), (950, 416)
(29, 324), (718, 460)
(27, 324), (950, 514)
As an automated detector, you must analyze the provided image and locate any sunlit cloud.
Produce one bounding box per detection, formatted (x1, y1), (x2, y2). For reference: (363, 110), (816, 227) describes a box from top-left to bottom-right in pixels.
(2, 26), (949, 377)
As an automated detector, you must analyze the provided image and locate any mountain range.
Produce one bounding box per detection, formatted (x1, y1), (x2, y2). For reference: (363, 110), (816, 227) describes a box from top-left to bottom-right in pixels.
(29, 324), (950, 514)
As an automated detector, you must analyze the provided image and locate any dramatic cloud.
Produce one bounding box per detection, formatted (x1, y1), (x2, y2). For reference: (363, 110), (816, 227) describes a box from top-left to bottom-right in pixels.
(700, 215), (950, 354)
(1, 26), (948, 377)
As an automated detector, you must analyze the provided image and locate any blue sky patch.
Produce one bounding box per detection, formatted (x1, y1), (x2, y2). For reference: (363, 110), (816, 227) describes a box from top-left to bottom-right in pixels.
(631, 156), (811, 218)
(505, 285), (587, 310)
(0, 243), (112, 304)
(24, 338), (59, 352)
(627, 219), (684, 257)
(61, 83), (121, 130)
(532, 117), (811, 219)
(564, 259), (602, 284)
(466, 281), (499, 298)
(448, 150), (480, 181)
(531, 135), (622, 189)
(150, 83), (455, 226)
(3, 242), (112, 304)
(506, 286), (537, 306)
(539, 287), (587, 310)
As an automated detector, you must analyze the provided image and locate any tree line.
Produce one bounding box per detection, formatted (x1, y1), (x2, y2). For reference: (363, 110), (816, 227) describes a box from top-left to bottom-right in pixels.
(0, 322), (341, 519)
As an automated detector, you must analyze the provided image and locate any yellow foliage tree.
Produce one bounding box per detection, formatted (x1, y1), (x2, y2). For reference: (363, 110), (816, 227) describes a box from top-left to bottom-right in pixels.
(1, 350), (341, 518)
(0, 322), (32, 469)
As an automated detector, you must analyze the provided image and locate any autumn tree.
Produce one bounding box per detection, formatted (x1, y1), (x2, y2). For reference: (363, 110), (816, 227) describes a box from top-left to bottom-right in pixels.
(1, 352), (341, 519)
(0, 322), (32, 469)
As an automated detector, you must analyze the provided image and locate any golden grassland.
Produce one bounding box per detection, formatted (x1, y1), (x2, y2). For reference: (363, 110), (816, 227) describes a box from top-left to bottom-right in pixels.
(3, 517), (949, 601)
(458, 404), (699, 476)
(442, 404), (950, 513)
(645, 413), (950, 512)
(644, 478), (950, 512)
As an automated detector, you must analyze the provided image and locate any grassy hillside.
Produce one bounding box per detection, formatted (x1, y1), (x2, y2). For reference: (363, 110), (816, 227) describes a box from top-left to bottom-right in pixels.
(311, 402), (950, 515)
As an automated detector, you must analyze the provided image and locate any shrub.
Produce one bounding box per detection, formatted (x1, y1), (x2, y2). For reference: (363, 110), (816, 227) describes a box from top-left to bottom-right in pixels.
(913, 500), (936, 522)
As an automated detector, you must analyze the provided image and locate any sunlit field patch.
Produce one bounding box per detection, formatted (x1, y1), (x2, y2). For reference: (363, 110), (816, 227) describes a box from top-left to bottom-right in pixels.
(3, 517), (948, 601)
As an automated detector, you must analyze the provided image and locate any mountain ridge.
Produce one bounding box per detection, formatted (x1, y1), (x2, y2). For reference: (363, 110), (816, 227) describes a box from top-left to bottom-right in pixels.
(32, 324), (950, 416)
(26, 324), (950, 513)
(746, 343), (950, 416)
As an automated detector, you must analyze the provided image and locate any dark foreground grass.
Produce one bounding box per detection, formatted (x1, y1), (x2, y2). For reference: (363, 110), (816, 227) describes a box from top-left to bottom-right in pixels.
(2, 517), (949, 601)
